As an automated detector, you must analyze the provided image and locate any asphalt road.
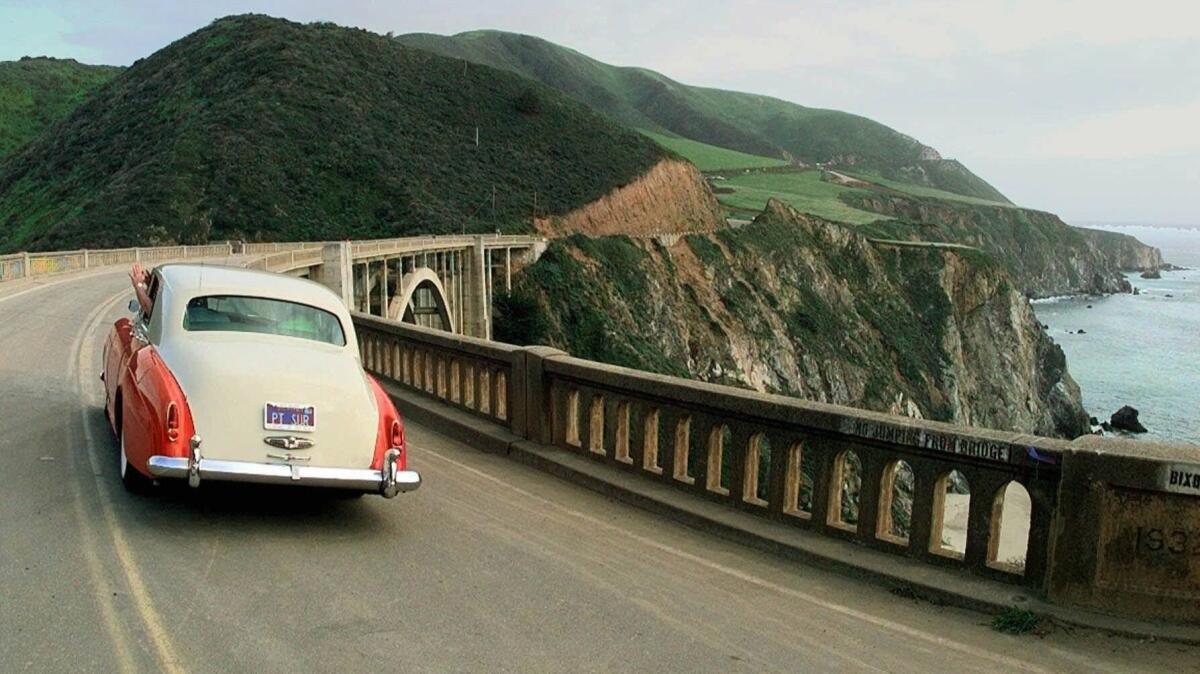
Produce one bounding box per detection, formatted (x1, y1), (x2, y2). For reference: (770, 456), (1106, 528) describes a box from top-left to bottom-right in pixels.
(1, 267), (1195, 673)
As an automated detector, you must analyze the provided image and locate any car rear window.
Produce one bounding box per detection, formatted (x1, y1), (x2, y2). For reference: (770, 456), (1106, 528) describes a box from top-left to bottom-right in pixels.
(182, 295), (346, 346)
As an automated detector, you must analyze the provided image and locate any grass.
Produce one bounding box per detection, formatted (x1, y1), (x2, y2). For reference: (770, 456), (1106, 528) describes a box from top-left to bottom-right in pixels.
(716, 170), (885, 225)
(843, 170), (1014, 208)
(0, 15), (667, 251)
(638, 129), (788, 171)
(396, 30), (1010, 203)
(991, 607), (1042, 635)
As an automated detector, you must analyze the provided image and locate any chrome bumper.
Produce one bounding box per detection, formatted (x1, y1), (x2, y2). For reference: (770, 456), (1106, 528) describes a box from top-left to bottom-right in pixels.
(146, 440), (420, 498)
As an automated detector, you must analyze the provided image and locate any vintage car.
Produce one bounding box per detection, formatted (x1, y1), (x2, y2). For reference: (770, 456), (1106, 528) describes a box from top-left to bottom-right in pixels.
(102, 263), (420, 497)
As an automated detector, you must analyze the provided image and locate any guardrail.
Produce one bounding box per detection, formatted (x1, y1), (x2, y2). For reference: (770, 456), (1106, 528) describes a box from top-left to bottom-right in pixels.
(351, 313), (1200, 626)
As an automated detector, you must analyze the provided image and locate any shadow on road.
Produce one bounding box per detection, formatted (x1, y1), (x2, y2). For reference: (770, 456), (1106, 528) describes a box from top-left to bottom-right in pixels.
(82, 406), (393, 536)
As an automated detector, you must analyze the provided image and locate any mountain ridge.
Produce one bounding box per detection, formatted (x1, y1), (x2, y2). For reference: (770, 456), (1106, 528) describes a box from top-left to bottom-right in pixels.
(394, 29), (1010, 203)
(0, 15), (671, 251)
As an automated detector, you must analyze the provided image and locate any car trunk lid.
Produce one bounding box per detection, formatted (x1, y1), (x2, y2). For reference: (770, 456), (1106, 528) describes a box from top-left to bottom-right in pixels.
(156, 334), (377, 468)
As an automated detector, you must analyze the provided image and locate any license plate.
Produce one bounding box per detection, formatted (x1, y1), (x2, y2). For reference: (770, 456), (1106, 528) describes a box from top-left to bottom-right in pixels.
(264, 402), (316, 432)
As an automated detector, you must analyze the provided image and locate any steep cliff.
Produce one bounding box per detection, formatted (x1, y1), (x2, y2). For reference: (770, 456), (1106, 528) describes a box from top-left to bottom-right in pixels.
(533, 158), (724, 238)
(843, 192), (1162, 297)
(504, 199), (1089, 438)
(1077, 227), (1165, 272)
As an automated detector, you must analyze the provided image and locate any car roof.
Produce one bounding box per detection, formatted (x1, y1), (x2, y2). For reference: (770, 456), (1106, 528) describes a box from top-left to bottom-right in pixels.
(156, 263), (347, 315)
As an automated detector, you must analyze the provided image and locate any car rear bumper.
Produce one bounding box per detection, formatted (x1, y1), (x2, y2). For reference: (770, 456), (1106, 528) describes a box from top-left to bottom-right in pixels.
(146, 442), (420, 498)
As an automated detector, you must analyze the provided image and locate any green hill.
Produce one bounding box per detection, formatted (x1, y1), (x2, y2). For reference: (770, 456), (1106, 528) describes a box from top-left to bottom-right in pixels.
(0, 15), (667, 252)
(0, 57), (121, 160)
(637, 130), (787, 171)
(395, 30), (1010, 203)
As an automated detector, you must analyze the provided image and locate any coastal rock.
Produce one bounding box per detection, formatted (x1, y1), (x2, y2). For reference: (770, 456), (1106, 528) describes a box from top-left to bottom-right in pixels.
(514, 198), (1092, 440)
(1110, 406), (1148, 433)
(1140, 269), (1162, 279)
(1077, 329), (1086, 334)
(1088, 416), (1100, 426)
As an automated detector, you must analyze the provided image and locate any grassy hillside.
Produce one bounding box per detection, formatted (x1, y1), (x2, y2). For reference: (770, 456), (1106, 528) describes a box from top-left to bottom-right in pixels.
(842, 170), (1013, 208)
(638, 130), (787, 171)
(0, 15), (667, 251)
(396, 30), (1010, 203)
(716, 170), (884, 225)
(0, 57), (121, 160)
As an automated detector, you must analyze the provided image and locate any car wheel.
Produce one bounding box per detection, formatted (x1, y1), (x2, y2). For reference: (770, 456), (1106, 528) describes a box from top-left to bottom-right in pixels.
(119, 432), (153, 494)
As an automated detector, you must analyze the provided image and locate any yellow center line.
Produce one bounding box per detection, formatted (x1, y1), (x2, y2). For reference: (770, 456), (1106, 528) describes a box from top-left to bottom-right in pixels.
(75, 288), (186, 674)
(64, 288), (141, 674)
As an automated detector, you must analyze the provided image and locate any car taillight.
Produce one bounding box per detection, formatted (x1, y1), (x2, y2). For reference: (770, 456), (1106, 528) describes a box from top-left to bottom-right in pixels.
(166, 402), (180, 442)
(390, 419), (404, 449)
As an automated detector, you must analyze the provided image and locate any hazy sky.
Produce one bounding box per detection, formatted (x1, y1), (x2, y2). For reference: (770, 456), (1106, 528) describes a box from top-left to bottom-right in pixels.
(3, 0), (1198, 225)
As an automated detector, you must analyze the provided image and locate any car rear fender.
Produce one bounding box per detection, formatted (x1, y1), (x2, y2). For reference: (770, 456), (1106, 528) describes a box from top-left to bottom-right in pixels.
(367, 373), (406, 471)
(122, 347), (196, 473)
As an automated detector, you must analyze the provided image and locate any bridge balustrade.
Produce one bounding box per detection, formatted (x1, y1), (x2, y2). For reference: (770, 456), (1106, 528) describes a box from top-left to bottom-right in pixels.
(348, 314), (1062, 587)
(0, 254), (26, 281)
(538, 354), (1061, 587)
(355, 313), (517, 426)
(347, 312), (1200, 627)
(0, 244), (237, 282)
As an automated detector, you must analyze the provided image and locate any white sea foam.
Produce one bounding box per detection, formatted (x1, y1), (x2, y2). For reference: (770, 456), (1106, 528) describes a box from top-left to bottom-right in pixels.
(1029, 295), (1077, 304)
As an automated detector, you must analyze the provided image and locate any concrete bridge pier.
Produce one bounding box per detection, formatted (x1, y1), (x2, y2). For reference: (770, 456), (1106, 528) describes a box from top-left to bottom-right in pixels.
(464, 236), (491, 339)
(316, 242), (353, 308)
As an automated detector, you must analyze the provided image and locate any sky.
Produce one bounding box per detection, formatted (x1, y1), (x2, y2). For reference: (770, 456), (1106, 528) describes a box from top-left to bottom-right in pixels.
(2, 0), (1198, 225)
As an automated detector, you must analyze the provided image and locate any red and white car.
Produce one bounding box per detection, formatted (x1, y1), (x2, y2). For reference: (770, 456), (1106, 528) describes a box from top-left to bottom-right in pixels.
(102, 264), (420, 497)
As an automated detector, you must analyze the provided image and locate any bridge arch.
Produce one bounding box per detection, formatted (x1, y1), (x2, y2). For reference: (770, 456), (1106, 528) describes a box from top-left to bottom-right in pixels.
(387, 268), (456, 333)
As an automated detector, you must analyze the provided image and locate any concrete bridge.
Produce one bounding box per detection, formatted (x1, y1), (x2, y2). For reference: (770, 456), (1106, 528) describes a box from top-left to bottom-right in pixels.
(242, 235), (547, 339)
(1, 234), (547, 340)
(1, 239), (1196, 672)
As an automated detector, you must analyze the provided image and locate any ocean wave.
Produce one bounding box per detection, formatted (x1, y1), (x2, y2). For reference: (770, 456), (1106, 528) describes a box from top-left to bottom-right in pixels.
(1030, 295), (1078, 304)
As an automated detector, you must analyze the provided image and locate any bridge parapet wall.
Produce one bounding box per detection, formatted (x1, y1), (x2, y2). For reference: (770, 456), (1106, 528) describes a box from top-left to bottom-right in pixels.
(0, 244), (236, 282)
(351, 314), (1199, 626)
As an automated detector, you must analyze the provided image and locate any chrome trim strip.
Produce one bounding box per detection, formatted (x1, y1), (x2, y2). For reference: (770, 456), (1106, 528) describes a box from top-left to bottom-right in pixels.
(146, 452), (421, 496)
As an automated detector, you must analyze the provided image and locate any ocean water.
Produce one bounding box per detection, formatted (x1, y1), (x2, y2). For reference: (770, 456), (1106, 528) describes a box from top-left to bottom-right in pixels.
(1032, 224), (1199, 446)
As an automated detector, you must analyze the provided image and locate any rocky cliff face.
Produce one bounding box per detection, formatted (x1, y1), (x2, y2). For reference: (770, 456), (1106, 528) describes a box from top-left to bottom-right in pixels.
(509, 199), (1090, 438)
(533, 158), (724, 238)
(1076, 227), (1164, 272)
(843, 193), (1162, 297)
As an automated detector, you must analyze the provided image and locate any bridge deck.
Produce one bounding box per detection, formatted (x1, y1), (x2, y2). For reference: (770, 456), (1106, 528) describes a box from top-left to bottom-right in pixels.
(0, 267), (1190, 672)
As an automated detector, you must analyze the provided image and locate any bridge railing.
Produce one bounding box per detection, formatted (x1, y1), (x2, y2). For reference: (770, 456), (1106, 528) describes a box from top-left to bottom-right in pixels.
(541, 355), (1064, 587)
(349, 313), (1200, 625)
(354, 313), (520, 428)
(351, 314), (1062, 587)
(1, 235), (546, 284)
(246, 247), (325, 274)
(0, 244), (237, 283)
